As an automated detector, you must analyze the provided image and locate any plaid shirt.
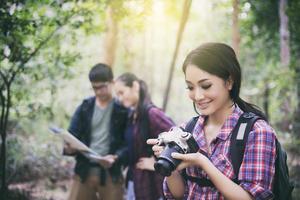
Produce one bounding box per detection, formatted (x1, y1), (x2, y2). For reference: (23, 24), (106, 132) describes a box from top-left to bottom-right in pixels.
(163, 105), (276, 200)
(128, 105), (174, 200)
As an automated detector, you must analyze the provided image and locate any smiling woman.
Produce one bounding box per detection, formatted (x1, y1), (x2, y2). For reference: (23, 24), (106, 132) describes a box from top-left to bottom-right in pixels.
(147, 43), (277, 200)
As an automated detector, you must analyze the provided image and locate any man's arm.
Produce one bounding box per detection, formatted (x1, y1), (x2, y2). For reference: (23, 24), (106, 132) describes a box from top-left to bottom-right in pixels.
(63, 104), (83, 156)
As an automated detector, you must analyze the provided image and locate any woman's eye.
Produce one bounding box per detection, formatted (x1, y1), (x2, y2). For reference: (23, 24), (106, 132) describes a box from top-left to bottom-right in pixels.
(201, 84), (211, 89)
(186, 86), (193, 91)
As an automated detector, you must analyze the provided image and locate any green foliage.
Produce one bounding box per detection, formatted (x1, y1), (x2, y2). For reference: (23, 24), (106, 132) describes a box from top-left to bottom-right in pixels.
(0, 0), (101, 123)
(0, 1), (107, 194)
(164, 0), (183, 20)
(240, 0), (280, 60)
(2, 136), (25, 182)
(240, 0), (279, 41)
(240, 2), (300, 196)
(116, 0), (153, 31)
(239, 0), (299, 128)
(288, 0), (300, 58)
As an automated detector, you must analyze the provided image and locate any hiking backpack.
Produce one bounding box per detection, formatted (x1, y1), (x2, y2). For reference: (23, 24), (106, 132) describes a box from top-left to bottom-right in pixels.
(183, 112), (294, 200)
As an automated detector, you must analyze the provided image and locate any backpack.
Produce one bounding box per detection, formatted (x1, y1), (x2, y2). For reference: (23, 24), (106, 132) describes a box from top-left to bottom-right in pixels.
(183, 112), (294, 200)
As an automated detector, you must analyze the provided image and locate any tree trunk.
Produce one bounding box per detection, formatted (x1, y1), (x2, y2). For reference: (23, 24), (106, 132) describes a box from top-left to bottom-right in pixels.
(102, 5), (118, 68)
(0, 83), (10, 200)
(263, 83), (269, 120)
(232, 0), (240, 57)
(279, 0), (290, 67)
(162, 0), (192, 111)
(293, 62), (300, 137)
(278, 0), (292, 132)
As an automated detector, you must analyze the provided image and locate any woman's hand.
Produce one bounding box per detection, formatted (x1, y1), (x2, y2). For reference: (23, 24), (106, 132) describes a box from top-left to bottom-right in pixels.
(136, 156), (156, 171)
(146, 139), (164, 157)
(98, 154), (117, 169)
(147, 138), (208, 169)
(171, 152), (208, 170)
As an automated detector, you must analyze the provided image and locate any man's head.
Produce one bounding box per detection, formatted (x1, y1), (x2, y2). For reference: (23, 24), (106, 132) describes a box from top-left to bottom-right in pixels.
(89, 63), (113, 102)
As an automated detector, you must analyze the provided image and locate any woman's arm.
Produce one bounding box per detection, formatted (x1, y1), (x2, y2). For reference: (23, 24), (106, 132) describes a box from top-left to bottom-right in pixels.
(201, 155), (254, 200)
(165, 170), (186, 199)
(147, 139), (187, 199)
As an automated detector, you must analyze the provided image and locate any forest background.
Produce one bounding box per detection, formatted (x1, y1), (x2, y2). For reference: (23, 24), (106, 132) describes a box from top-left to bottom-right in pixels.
(1, 0), (300, 199)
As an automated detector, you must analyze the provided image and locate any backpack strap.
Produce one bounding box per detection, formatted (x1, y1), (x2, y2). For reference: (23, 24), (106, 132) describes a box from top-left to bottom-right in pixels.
(184, 116), (199, 133)
(230, 112), (261, 179)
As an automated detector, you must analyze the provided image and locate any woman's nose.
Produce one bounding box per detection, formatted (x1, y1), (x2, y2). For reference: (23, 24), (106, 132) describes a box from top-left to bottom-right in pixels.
(194, 88), (204, 101)
(118, 96), (124, 103)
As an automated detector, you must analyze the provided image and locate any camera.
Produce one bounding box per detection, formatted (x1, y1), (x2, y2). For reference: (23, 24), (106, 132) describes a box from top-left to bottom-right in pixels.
(154, 127), (199, 177)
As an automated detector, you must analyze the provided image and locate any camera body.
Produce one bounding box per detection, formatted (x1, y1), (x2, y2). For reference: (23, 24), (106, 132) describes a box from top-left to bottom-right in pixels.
(154, 127), (199, 177)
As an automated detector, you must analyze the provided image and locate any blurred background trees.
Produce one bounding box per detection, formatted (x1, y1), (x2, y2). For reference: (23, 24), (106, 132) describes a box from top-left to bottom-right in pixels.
(1, 0), (299, 199)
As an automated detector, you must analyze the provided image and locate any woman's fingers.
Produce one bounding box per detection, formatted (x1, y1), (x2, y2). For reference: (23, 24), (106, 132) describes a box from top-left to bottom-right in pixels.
(152, 145), (164, 157)
(146, 138), (158, 145)
(152, 145), (163, 151)
(147, 138), (163, 156)
(171, 152), (185, 160)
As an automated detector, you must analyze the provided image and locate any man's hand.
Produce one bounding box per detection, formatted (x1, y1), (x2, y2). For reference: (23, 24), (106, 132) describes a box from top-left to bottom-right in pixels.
(63, 142), (77, 155)
(136, 156), (156, 171)
(98, 154), (118, 169)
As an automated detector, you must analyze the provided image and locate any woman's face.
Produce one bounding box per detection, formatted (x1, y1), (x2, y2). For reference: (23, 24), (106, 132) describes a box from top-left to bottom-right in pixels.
(185, 64), (233, 116)
(114, 80), (138, 108)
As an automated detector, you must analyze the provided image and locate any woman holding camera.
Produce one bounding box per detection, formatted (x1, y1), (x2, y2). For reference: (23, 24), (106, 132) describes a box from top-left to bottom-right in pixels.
(114, 72), (175, 200)
(147, 43), (276, 200)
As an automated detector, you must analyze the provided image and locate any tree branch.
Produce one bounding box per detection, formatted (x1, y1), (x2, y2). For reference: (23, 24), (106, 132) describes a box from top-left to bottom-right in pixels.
(0, 70), (8, 94)
(8, 27), (61, 84)
(0, 92), (5, 137)
(8, 11), (80, 84)
(3, 84), (10, 138)
(0, 70), (8, 135)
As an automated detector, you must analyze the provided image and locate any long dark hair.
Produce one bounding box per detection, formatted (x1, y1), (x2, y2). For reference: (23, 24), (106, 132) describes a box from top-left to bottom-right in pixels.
(116, 73), (153, 142)
(182, 43), (267, 120)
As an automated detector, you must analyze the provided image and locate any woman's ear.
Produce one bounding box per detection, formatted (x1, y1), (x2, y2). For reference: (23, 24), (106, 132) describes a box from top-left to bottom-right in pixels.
(133, 80), (140, 92)
(226, 77), (233, 90)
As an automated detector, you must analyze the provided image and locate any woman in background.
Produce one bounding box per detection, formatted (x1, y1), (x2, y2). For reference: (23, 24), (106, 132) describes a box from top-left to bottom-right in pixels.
(114, 72), (175, 200)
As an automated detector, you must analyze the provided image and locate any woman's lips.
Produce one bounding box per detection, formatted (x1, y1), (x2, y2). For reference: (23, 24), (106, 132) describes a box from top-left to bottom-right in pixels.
(196, 101), (211, 109)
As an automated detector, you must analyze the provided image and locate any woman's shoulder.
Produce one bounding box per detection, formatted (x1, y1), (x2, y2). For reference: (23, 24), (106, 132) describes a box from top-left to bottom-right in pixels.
(251, 119), (277, 140)
(146, 104), (163, 116)
(146, 104), (175, 125)
(253, 119), (275, 133)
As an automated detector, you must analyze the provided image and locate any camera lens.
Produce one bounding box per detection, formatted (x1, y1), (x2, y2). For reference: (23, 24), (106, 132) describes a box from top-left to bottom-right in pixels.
(154, 143), (184, 176)
(154, 159), (174, 177)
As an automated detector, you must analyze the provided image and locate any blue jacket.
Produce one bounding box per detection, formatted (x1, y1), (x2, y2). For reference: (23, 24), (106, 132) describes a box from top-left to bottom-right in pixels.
(68, 96), (128, 183)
